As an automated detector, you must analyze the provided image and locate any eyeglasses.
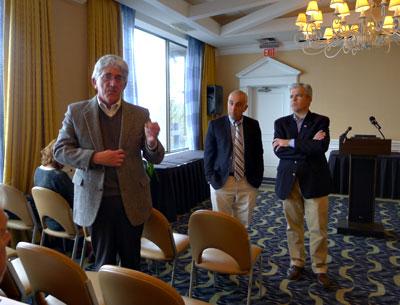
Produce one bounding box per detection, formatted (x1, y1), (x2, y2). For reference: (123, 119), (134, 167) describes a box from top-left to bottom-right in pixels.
(100, 73), (126, 83)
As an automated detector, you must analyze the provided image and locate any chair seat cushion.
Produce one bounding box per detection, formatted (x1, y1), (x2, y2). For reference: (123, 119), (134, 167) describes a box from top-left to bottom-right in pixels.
(196, 245), (262, 275)
(140, 238), (169, 260)
(172, 233), (189, 253)
(7, 220), (32, 231)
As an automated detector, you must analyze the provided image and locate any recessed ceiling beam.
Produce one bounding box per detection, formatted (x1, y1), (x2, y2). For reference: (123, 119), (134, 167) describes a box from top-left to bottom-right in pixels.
(189, 0), (277, 20)
(221, 0), (309, 36)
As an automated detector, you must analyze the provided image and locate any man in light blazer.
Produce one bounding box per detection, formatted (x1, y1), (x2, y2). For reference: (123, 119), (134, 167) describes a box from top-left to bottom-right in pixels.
(204, 90), (264, 227)
(273, 83), (332, 288)
(54, 54), (164, 271)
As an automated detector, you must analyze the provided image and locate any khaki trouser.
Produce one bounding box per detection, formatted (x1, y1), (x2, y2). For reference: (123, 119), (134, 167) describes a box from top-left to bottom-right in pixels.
(283, 180), (329, 274)
(210, 176), (257, 227)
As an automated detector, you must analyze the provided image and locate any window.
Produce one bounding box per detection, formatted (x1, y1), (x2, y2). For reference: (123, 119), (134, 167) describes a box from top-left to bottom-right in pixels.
(133, 28), (187, 152)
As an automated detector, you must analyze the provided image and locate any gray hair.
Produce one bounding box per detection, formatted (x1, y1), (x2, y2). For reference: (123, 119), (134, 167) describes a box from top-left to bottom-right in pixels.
(91, 54), (129, 81)
(289, 83), (312, 99)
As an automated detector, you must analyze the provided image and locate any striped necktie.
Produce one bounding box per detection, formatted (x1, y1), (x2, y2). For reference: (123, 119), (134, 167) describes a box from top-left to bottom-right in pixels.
(233, 121), (245, 180)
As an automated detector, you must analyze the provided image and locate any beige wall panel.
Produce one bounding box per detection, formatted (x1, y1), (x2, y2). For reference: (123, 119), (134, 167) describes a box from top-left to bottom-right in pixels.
(52, 0), (88, 132)
(217, 46), (400, 140)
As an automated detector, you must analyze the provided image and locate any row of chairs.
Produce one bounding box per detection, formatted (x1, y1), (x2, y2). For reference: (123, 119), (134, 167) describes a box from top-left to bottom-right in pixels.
(14, 241), (210, 305)
(1, 183), (263, 304)
(0, 183), (88, 265)
(0, 182), (190, 283)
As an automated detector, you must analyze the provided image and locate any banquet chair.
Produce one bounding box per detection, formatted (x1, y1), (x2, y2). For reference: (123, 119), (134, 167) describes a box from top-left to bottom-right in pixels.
(188, 210), (263, 305)
(141, 208), (189, 286)
(16, 242), (102, 305)
(31, 186), (82, 261)
(99, 264), (210, 305)
(0, 184), (39, 244)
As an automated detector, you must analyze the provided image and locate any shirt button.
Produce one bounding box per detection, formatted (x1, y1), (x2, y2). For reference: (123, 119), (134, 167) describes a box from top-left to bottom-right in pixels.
(292, 173), (296, 176)
(294, 161), (297, 164)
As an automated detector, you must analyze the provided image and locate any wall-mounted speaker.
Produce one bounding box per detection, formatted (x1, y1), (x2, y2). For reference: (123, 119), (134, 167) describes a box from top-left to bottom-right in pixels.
(207, 85), (223, 115)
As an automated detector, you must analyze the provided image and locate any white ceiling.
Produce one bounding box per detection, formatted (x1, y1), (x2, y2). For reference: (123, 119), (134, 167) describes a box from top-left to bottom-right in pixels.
(113, 0), (364, 55)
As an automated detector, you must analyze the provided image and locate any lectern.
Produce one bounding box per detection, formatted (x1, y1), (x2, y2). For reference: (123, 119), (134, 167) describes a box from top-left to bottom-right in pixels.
(337, 137), (391, 238)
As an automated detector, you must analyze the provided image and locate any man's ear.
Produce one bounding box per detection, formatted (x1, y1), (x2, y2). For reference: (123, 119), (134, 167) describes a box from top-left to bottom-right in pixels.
(91, 78), (97, 90)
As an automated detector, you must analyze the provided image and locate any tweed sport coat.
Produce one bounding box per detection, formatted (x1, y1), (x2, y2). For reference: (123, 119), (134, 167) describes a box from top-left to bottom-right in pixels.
(53, 97), (165, 227)
(273, 111), (332, 200)
(204, 115), (264, 190)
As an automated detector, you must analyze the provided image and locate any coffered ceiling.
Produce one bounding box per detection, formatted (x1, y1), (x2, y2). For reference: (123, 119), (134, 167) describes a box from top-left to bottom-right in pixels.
(115, 0), (365, 54)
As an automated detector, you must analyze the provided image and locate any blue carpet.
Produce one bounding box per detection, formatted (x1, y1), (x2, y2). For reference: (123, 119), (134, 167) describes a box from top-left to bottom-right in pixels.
(144, 185), (400, 305)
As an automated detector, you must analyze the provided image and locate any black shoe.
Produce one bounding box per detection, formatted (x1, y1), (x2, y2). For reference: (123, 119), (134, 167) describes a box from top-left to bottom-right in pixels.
(317, 273), (331, 289)
(287, 265), (304, 280)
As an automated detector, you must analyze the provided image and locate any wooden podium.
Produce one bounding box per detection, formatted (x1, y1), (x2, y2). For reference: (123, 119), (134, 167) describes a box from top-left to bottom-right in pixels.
(337, 137), (391, 238)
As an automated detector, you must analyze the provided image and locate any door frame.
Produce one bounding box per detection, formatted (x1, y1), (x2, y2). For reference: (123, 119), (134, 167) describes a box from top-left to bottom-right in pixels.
(236, 57), (301, 116)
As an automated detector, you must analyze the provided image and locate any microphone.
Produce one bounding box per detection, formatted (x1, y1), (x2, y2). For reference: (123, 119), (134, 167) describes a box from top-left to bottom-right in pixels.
(369, 116), (385, 139)
(339, 126), (352, 144)
(369, 116), (381, 130)
(342, 126), (352, 138)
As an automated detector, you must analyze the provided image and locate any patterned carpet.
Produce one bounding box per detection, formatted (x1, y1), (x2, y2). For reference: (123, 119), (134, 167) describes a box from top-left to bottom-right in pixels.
(144, 184), (400, 305)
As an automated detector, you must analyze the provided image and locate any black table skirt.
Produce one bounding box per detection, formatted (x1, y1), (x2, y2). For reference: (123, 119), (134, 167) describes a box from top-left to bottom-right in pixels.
(328, 150), (400, 199)
(150, 150), (210, 222)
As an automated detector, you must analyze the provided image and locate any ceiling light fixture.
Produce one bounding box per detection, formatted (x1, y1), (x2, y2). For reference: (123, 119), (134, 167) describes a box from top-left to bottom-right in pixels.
(294, 0), (400, 58)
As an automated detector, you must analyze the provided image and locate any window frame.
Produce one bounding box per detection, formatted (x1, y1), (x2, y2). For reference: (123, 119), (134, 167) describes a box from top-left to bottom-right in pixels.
(134, 26), (188, 153)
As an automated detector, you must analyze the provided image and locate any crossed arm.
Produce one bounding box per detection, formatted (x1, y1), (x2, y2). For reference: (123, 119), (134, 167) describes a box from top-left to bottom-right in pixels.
(272, 130), (326, 151)
(272, 116), (330, 159)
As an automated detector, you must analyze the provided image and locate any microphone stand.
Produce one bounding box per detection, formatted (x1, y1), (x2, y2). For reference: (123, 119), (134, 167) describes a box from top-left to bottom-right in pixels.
(377, 128), (385, 139)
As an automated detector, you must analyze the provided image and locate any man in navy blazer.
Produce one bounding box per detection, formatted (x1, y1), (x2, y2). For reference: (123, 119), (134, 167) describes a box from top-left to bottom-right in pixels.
(204, 90), (264, 227)
(273, 83), (332, 288)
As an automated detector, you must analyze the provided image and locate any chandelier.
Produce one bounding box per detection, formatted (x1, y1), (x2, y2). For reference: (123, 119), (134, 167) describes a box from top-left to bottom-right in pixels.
(294, 0), (400, 57)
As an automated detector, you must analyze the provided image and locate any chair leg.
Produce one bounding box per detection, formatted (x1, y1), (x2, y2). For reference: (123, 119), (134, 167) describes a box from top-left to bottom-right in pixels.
(247, 269), (254, 305)
(80, 239), (87, 267)
(189, 260), (195, 297)
(31, 225), (38, 244)
(39, 232), (45, 246)
(71, 235), (79, 261)
(171, 259), (176, 286)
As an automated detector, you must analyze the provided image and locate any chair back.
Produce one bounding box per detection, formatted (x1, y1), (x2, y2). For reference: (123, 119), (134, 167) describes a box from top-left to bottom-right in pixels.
(99, 265), (184, 305)
(16, 242), (99, 305)
(142, 208), (175, 259)
(31, 186), (77, 236)
(188, 209), (252, 271)
(0, 183), (35, 229)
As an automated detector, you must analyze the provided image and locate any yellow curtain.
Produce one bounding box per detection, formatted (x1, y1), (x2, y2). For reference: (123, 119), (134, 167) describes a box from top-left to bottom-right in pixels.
(3, 0), (56, 193)
(200, 44), (217, 149)
(87, 0), (122, 96)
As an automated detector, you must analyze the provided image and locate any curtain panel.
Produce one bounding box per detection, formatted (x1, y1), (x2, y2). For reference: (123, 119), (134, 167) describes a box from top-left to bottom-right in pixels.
(200, 44), (217, 148)
(87, 0), (122, 97)
(184, 37), (204, 150)
(120, 4), (137, 105)
(0, 0), (5, 182)
(3, 0), (56, 192)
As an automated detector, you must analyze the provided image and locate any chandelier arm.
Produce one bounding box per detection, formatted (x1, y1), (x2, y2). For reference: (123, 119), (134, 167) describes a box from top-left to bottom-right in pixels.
(324, 46), (343, 58)
(302, 47), (325, 56)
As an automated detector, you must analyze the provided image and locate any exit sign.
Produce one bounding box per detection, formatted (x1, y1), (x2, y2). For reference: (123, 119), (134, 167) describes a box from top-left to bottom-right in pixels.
(264, 48), (276, 57)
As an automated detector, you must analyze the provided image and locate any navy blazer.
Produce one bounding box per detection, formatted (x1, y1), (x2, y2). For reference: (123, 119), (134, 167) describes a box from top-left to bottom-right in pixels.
(273, 111), (332, 200)
(204, 115), (264, 190)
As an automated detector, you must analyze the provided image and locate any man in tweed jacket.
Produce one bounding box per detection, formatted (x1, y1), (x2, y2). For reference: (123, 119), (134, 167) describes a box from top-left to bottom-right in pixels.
(54, 55), (164, 270)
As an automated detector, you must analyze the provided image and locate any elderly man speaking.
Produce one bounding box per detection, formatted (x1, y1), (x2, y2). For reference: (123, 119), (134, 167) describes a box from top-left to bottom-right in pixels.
(54, 54), (165, 271)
